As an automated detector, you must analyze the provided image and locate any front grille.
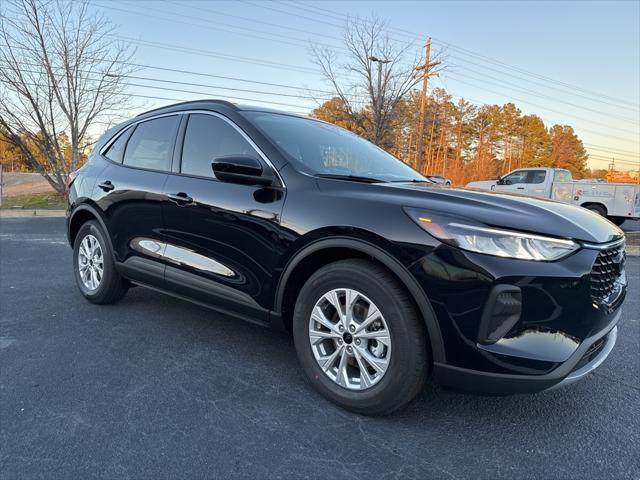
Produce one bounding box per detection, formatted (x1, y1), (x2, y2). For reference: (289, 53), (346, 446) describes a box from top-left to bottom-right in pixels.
(590, 240), (625, 303)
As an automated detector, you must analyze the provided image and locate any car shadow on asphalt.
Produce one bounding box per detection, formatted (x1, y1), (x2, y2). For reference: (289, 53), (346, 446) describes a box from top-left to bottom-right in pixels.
(113, 285), (622, 430)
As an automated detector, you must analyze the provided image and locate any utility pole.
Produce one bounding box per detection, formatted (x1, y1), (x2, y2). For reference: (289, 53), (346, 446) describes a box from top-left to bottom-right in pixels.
(607, 158), (615, 182)
(415, 37), (441, 174)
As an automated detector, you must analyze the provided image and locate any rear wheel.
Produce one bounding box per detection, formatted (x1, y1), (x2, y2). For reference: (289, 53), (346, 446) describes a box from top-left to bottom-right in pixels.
(293, 259), (429, 415)
(73, 220), (128, 304)
(610, 217), (626, 226)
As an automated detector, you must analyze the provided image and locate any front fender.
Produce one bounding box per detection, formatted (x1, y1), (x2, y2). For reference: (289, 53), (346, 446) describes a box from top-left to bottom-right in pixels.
(273, 232), (446, 364)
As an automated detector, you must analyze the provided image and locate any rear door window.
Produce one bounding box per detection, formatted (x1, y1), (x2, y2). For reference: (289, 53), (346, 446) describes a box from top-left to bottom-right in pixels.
(528, 170), (547, 184)
(554, 170), (572, 183)
(123, 116), (180, 171)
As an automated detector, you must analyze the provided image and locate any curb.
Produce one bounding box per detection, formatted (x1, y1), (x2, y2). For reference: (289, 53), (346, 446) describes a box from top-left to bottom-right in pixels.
(0, 209), (66, 218)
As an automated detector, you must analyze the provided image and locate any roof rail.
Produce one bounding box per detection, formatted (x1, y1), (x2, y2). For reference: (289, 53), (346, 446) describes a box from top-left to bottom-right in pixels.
(135, 99), (238, 117)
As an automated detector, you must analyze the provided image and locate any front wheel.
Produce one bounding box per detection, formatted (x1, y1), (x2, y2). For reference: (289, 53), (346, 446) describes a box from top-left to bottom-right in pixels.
(293, 259), (429, 415)
(73, 220), (128, 304)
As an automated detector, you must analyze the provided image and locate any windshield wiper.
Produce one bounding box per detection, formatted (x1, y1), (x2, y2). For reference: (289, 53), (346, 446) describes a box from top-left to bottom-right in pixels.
(315, 174), (386, 183)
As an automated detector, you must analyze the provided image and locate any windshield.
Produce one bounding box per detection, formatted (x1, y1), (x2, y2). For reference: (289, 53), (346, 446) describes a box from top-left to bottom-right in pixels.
(244, 112), (426, 183)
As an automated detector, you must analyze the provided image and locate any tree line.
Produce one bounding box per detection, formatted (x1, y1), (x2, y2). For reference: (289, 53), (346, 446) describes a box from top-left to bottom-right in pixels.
(0, 128), (89, 173)
(311, 90), (591, 186)
(310, 18), (592, 185)
(0, 4), (596, 191)
(0, 0), (132, 194)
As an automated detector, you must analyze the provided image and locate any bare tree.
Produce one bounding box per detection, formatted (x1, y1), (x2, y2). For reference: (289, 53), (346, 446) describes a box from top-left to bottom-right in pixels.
(312, 16), (441, 148)
(0, 0), (134, 194)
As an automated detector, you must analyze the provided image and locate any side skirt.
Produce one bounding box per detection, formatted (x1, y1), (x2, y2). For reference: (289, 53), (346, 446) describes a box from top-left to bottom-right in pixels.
(116, 256), (271, 328)
(129, 280), (271, 329)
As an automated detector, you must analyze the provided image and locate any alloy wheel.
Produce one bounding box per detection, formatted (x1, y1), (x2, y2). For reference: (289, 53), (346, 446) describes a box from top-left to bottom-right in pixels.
(308, 288), (391, 390)
(77, 234), (104, 291)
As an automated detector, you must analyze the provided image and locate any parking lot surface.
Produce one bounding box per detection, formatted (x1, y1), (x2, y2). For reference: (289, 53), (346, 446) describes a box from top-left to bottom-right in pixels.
(1, 217), (638, 479)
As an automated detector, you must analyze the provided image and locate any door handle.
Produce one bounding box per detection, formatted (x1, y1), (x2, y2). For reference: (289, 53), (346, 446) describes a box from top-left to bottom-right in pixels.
(168, 192), (193, 205)
(98, 180), (114, 192)
(517, 187), (525, 190)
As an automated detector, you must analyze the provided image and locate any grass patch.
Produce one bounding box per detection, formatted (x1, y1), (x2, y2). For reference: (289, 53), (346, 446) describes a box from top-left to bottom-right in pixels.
(1, 192), (67, 210)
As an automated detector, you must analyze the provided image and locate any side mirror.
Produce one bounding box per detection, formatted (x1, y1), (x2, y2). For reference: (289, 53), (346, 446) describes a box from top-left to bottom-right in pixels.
(212, 156), (274, 186)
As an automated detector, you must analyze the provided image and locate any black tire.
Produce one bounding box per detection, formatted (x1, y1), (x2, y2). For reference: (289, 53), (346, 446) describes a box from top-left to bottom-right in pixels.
(585, 204), (606, 217)
(73, 220), (128, 304)
(610, 217), (626, 227)
(293, 259), (429, 415)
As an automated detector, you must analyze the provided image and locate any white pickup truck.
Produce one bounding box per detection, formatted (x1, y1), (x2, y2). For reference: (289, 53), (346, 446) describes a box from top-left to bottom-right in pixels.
(466, 167), (640, 226)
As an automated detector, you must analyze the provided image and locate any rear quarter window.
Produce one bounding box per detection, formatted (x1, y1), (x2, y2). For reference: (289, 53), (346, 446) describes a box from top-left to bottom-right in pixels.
(103, 127), (133, 163)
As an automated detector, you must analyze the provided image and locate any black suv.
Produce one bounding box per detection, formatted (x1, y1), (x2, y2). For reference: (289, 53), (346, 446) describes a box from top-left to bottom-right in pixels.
(67, 100), (626, 415)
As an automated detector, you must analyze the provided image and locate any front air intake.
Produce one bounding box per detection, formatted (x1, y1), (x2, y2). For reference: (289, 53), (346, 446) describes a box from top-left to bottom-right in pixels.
(477, 285), (522, 345)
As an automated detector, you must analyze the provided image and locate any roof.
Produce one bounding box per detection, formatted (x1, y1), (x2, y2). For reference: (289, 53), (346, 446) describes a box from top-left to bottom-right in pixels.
(135, 99), (310, 119)
(135, 99), (238, 117)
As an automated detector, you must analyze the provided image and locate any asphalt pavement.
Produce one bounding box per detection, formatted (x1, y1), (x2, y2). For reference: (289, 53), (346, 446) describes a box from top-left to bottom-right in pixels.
(1, 217), (639, 480)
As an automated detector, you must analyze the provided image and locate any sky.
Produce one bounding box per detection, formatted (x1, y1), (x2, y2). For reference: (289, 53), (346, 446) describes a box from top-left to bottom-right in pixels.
(86, 0), (640, 171)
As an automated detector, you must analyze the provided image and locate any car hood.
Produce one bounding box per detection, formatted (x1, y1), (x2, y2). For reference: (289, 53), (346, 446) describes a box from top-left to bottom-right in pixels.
(379, 182), (623, 244)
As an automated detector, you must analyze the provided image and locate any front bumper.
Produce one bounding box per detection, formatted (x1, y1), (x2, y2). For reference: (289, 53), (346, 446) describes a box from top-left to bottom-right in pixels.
(432, 310), (620, 394)
(547, 326), (617, 390)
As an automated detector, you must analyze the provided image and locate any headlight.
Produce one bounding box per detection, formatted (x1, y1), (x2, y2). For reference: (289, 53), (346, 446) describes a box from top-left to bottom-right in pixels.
(404, 208), (579, 261)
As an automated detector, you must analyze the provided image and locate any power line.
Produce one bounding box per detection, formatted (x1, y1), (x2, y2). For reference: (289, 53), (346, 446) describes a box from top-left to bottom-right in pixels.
(279, 0), (639, 109)
(6, 68), (320, 110)
(0, 50), (352, 97)
(10, 56), (637, 146)
(446, 65), (639, 122)
(88, 1), (345, 53)
(90, 0), (364, 62)
(126, 82), (317, 109)
(432, 83), (640, 153)
(106, 10), (639, 128)
(11, 80), (313, 116)
(4, 60), (341, 105)
(442, 76), (639, 144)
(161, 0), (343, 43)
(434, 41), (639, 108)
(4, 40), (638, 151)
(583, 143), (640, 157)
(446, 56), (639, 113)
(240, 0), (346, 30)
(111, 35), (318, 75)
(443, 74), (639, 134)
(125, 75), (337, 102)
(89, 1), (640, 119)
(589, 155), (640, 165)
(5, 53), (637, 150)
